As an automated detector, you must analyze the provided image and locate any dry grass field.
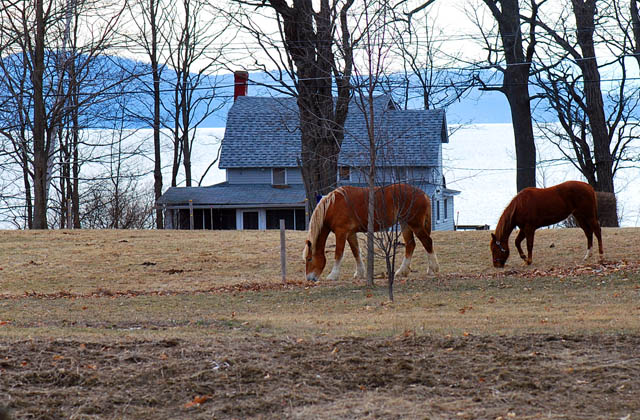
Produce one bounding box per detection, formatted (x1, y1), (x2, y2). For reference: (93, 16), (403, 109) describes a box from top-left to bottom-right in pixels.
(1, 227), (639, 419)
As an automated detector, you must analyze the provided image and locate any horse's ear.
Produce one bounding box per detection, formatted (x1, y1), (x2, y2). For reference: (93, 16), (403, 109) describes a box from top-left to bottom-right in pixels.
(491, 233), (497, 241)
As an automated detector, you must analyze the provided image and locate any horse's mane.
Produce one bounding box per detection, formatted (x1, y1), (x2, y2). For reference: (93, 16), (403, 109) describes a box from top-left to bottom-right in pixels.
(302, 188), (342, 259)
(495, 196), (517, 240)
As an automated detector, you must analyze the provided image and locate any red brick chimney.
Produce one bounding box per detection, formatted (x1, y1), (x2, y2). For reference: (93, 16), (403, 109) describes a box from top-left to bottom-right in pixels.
(233, 70), (248, 101)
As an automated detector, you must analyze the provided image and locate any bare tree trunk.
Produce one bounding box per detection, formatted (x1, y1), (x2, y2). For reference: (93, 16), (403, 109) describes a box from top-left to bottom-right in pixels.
(171, 110), (181, 187)
(32, 0), (48, 229)
(181, 88), (192, 186)
(267, 0), (353, 211)
(504, 73), (537, 191)
(572, 0), (617, 226)
(180, 1), (192, 187)
(480, 0), (538, 191)
(366, 87), (375, 287)
(631, 0), (640, 68)
(21, 145), (33, 229)
(150, 0), (164, 228)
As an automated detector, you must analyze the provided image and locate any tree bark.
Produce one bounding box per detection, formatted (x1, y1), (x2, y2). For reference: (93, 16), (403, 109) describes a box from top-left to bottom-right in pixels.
(631, 0), (640, 68)
(32, 0), (48, 229)
(150, 0), (164, 228)
(571, 0), (618, 226)
(267, 0), (353, 211)
(482, 0), (537, 191)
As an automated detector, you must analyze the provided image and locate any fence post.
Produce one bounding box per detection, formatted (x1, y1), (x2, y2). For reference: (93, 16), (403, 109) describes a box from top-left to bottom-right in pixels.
(189, 200), (194, 230)
(280, 219), (286, 283)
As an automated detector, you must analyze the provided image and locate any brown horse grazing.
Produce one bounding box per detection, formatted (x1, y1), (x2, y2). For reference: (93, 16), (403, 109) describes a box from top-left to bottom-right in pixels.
(490, 180), (604, 268)
(303, 183), (439, 282)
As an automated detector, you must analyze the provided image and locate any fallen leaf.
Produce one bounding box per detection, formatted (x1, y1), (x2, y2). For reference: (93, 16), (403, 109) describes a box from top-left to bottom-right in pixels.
(184, 395), (209, 408)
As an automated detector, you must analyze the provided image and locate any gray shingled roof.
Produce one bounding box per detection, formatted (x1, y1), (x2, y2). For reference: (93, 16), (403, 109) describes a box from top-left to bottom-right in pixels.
(219, 95), (447, 169)
(156, 183), (306, 207)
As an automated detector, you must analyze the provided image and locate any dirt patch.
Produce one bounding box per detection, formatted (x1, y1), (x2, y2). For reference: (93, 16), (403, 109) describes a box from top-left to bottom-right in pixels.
(1, 334), (639, 419)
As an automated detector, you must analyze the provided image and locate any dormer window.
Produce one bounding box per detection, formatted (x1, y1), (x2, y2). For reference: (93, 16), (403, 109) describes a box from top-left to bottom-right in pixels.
(272, 168), (286, 185)
(338, 166), (351, 182)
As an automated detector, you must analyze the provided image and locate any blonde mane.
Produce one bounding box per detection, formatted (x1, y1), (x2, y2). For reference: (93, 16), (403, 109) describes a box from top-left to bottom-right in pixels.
(302, 189), (342, 259)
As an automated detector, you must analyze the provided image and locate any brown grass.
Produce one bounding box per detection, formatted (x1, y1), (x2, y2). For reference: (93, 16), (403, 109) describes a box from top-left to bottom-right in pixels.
(1, 228), (640, 419)
(0, 227), (638, 338)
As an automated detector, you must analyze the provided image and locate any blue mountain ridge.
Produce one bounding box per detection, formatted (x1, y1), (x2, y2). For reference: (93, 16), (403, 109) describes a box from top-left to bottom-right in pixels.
(1, 53), (569, 129)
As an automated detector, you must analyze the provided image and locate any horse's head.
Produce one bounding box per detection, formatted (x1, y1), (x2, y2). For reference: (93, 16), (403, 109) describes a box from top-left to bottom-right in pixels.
(303, 239), (326, 282)
(490, 233), (509, 268)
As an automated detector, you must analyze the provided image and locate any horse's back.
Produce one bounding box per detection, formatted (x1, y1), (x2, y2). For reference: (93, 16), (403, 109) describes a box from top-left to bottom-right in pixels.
(516, 181), (597, 227)
(553, 181), (597, 212)
(327, 184), (429, 232)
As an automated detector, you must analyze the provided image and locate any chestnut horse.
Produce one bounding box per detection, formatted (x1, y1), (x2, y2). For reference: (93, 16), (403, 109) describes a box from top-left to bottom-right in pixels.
(490, 180), (603, 268)
(303, 183), (439, 282)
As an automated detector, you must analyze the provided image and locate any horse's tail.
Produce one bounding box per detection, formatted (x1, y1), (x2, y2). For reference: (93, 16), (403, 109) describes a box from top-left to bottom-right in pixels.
(592, 186), (599, 221)
(423, 192), (432, 234)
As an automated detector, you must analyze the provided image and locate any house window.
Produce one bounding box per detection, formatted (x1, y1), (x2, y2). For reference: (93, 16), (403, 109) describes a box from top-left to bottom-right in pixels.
(338, 166), (351, 182)
(444, 198), (448, 220)
(436, 200), (440, 221)
(272, 168), (286, 185)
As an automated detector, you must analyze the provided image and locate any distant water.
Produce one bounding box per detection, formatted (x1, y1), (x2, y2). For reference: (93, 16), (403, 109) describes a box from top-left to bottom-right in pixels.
(443, 124), (640, 228)
(180, 125), (640, 228)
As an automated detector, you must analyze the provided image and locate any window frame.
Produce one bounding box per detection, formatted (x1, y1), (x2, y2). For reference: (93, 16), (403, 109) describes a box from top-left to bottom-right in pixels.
(272, 168), (287, 185)
(338, 166), (351, 182)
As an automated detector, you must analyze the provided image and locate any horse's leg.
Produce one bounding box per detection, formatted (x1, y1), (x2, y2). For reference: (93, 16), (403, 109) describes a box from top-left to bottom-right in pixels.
(514, 229), (527, 262)
(395, 227), (415, 278)
(524, 227), (535, 265)
(574, 215), (594, 261)
(594, 219), (604, 260)
(413, 227), (439, 275)
(326, 230), (347, 281)
(347, 233), (365, 279)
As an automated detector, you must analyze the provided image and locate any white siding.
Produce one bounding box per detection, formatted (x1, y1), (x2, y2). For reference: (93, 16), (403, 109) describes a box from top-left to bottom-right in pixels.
(287, 168), (304, 184)
(227, 168), (270, 184)
(431, 195), (455, 231)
